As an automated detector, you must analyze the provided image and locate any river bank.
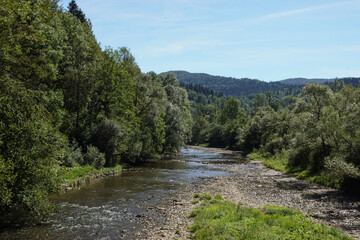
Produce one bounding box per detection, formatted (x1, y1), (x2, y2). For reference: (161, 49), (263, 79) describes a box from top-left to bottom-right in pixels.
(138, 146), (360, 240)
(60, 165), (123, 191)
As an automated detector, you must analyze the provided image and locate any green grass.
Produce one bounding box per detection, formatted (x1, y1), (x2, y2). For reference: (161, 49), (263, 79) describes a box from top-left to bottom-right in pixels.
(189, 194), (352, 240)
(198, 143), (210, 147)
(247, 151), (341, 190)
(59, 165), (123, 186)
(248, 152), (287, 172)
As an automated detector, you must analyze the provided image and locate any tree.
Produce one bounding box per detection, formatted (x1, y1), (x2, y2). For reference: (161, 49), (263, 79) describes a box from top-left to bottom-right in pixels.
(0, 0), (62, 91)
(288, 83), (334, 172)
(67, 0), (86, 23)
(161, 74), (192, 152)
(219, 97), (244, 125)
(191, 117), (208, 145)
(0, 77), (65, 224)
(56, 11), (101, 146)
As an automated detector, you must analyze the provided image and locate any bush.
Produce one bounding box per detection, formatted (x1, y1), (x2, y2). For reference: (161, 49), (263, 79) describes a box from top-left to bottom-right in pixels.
(62, 142), (84, 167)
(325, 156), (360, 194)
(91, 119), (123, 167)
(84, 145), (105, 169)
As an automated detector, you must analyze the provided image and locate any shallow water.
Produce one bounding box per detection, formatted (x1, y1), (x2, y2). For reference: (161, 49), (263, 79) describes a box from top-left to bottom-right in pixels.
(0, 147), (246, 239)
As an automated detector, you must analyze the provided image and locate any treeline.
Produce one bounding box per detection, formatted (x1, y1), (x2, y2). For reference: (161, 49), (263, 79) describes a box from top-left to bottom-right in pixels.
(170, 70), (303, 97)
(0, 0), (190, 224)
(189, 80), (360, 195)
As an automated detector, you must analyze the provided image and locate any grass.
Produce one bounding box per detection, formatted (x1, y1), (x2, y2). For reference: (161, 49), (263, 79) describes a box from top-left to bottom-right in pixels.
(198, 143), (210, 147)
(247, 151), (342, 190)
(189, 194), (352, 240)
(247, 152), (287, 172)
(59, 164), (123, 186)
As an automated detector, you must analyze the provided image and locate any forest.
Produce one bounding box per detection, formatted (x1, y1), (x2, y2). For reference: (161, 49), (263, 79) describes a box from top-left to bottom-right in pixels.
(0, 0), (191, 225)
(1, 0), (360, 231)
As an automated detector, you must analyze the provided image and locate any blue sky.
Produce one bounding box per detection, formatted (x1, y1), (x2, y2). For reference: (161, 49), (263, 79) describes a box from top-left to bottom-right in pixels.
(60, 0), (360, 81)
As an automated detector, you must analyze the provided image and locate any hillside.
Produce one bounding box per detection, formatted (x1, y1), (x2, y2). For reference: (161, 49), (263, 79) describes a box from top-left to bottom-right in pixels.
(278, 78), (334, 85)
(169, 71), (301, 97)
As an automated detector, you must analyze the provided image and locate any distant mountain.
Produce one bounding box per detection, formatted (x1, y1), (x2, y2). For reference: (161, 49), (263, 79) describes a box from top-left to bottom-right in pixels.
(277, 78), (334, 85)
(168, 71), (301, 97)
(278, 77), (360, 87)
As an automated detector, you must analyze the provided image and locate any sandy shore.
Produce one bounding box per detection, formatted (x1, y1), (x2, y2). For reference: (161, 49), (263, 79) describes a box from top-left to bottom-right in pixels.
(136, 146), (360, 240)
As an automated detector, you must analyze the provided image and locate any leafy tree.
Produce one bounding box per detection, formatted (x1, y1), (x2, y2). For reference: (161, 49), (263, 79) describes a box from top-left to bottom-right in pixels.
(161, 74), (192, 152)
(288, 83), (334, 172)
(191, 117), (208, 145)
(219, 97), (244, 124)
(56, 10), (101, 146)
(0, 78), (65, 224)
(0, 0), (62, 90)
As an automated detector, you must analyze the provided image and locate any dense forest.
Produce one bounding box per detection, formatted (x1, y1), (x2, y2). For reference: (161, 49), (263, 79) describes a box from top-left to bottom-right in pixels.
(0, 0), (191, 225)
(170, 70), (303, 97)
(171, 70), (360, 98)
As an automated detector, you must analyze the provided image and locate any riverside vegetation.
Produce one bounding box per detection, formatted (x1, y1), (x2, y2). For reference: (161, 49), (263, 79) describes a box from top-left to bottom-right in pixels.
(186, 79), (360, 195)
(0, 0), (191, 225)
(189, 194), (352, 240)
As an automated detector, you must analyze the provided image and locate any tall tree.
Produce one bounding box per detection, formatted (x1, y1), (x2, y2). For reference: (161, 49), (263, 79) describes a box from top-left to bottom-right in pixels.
(67, 0), (86, 23)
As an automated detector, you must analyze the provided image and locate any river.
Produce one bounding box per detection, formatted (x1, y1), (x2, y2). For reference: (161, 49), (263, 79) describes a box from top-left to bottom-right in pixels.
(0, 147), (246, 240)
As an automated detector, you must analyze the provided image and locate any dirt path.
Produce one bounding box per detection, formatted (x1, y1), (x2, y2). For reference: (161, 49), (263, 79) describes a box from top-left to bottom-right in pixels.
(137, 146), (360, 240)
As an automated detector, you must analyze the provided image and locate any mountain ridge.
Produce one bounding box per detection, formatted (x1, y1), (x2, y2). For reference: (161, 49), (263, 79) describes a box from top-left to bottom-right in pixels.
(167, 70), (301, 97)
(167, 70), (359, 97)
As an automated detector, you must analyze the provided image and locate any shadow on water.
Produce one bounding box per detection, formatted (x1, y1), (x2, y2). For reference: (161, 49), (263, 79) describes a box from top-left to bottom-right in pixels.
(0, 147), (246, 240)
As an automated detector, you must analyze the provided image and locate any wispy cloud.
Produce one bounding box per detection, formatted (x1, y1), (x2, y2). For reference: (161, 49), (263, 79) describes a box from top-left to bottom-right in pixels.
(257, 0), (360, 21)
(138, 39), (268, 57)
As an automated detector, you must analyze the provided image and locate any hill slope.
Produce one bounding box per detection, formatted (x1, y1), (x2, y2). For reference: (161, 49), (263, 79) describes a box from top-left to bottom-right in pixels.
(169, 71), (301, 97)
(278, 78), (334, 85)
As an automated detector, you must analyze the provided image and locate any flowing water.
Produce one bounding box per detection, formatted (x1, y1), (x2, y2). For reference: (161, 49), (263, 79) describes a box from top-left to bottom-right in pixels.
(0, 147), (246, 240)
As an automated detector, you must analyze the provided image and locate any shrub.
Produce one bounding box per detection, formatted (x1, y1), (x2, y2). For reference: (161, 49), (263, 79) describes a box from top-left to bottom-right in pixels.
(63, 142), (84, 167)
(84, 145), (105, 169)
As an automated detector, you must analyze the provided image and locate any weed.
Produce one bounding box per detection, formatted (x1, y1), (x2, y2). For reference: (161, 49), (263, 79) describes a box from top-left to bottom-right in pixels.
(192, 199), (200, 204)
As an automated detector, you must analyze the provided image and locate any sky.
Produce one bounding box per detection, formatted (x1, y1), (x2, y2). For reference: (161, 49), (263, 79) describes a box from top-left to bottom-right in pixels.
(60, 0), (360, 82)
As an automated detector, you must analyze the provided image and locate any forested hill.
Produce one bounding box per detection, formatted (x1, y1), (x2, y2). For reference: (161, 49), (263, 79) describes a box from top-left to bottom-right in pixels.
(168, 71), (301, 97)
(277, 78), (334, 85)
(277, 77), (360, 86)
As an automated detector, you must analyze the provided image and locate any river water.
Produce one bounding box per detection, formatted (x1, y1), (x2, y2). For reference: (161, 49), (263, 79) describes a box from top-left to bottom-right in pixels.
(0, 147), (246, 239)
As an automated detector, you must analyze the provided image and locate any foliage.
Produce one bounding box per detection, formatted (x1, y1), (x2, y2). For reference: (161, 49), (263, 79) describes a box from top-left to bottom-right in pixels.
(84, 145), (105, 169)
(189, 194), (352, 240)
(0, 78), (65, 224)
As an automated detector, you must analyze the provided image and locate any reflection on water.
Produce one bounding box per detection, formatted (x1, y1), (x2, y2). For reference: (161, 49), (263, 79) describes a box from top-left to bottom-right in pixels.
(0, 147), (245, 239)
